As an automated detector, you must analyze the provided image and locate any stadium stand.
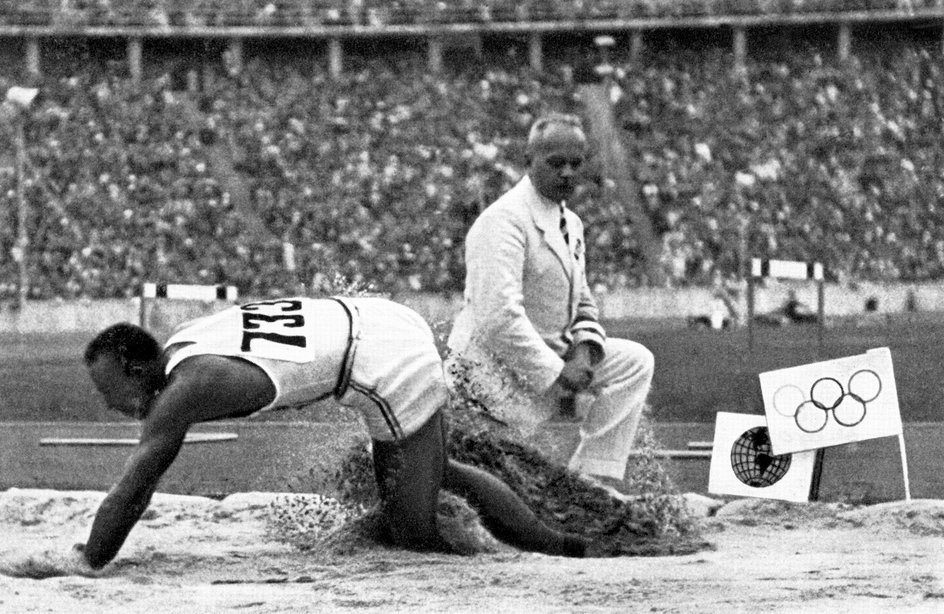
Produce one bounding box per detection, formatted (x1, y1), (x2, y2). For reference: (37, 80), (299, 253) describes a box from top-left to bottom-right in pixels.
(1, 5), (944, 300)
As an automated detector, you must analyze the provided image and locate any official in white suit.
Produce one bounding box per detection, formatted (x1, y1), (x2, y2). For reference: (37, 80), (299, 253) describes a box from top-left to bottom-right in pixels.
(448, 113), (654, 488)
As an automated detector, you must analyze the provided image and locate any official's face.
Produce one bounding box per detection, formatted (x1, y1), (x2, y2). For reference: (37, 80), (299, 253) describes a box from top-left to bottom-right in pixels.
(528, 125), (586, 204)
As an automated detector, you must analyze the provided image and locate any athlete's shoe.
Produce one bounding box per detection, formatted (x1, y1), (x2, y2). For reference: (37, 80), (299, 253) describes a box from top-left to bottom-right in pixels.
(578, 473), (633, 504)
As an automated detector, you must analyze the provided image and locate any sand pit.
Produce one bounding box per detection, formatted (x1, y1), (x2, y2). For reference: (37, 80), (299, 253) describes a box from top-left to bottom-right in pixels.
(1, 488), (943, 613)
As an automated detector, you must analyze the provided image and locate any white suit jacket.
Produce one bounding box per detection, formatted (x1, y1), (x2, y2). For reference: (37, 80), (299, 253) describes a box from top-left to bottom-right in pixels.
(448, 176), (606, 393)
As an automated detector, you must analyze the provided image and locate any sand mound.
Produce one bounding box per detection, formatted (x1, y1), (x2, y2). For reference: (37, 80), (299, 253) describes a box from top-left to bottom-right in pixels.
(708, 496), (944, 535)
(2, 489), (940, 562)
(0, 489), (105, 526)
(836, 499), (944, 535)
(3, 488), (944, 613)
(0, 488), (505, 568)
(711, 497), (855, 527)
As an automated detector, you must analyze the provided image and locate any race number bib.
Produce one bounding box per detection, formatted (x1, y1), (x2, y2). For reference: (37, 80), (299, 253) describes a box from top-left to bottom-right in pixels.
(238, 299), (316, 363)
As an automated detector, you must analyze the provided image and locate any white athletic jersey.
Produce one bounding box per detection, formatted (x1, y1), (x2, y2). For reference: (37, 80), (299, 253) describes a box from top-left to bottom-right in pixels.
(164, 297), (353, 411)
(161, 295), (447, 441)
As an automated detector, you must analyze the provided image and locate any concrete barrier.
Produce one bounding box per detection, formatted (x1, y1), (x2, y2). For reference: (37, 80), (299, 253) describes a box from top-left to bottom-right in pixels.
(0, 279), (940, 333)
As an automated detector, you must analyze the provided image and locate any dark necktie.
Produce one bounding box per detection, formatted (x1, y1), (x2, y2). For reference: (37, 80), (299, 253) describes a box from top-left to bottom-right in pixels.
(560, 205), (569, 247)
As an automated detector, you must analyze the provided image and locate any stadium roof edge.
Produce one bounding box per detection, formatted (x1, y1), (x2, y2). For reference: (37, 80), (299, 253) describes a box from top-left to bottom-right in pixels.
(0, 9), (942, 39)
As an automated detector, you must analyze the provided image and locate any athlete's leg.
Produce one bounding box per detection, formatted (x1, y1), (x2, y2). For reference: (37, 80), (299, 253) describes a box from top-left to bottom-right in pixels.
(372, 407), (587, 557)
(371, 409), (451, 552)
(443, 455), (588, 557)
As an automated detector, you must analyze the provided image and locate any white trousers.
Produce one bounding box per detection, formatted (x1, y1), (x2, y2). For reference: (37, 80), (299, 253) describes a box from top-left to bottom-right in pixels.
(557, 337), (655, 480)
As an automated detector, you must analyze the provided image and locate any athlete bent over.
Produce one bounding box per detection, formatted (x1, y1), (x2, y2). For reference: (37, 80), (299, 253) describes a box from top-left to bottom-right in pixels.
(70, 296), (587, 571)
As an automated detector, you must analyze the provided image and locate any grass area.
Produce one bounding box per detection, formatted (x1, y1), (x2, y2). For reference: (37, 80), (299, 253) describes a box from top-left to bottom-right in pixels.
(619, 313), (944, 422)
(1, 314), (942, 422)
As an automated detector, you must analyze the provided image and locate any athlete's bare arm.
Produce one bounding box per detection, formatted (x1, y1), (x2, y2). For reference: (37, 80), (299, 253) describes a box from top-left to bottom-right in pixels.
(83, 413), (189, 568)
(83, 357), (276, 568)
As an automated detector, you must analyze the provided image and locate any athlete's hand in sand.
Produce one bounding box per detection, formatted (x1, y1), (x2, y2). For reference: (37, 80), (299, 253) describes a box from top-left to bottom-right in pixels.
(0, 544), (105, 579)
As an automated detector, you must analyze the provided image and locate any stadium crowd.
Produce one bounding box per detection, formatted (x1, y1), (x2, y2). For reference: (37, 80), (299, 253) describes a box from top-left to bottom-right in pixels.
(3, 31), (944, 300)
(610, 37), (944, 286)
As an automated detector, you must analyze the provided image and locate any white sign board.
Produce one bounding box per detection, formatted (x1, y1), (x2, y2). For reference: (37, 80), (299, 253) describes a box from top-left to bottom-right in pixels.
(708, 412), (817, 503)
(759, 347), (903, 455)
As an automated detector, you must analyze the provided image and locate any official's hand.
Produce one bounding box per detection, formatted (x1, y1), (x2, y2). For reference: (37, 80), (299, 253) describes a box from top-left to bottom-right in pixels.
(565, 342), (602, 365)
(556, 345), (595, 393)
(567, 340), (604, 365)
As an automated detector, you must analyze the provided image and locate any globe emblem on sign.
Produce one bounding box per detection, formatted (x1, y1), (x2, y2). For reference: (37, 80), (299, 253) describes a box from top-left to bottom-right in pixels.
(730, 426), (793, 487)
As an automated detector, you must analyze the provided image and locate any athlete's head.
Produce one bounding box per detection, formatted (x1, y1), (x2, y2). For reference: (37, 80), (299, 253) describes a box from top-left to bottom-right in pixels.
(84, 323), (165, 419)
(526, 112), (587, 204)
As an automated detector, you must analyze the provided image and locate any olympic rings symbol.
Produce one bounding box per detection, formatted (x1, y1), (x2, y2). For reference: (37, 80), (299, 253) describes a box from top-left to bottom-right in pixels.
(771, 370), (882, 434)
